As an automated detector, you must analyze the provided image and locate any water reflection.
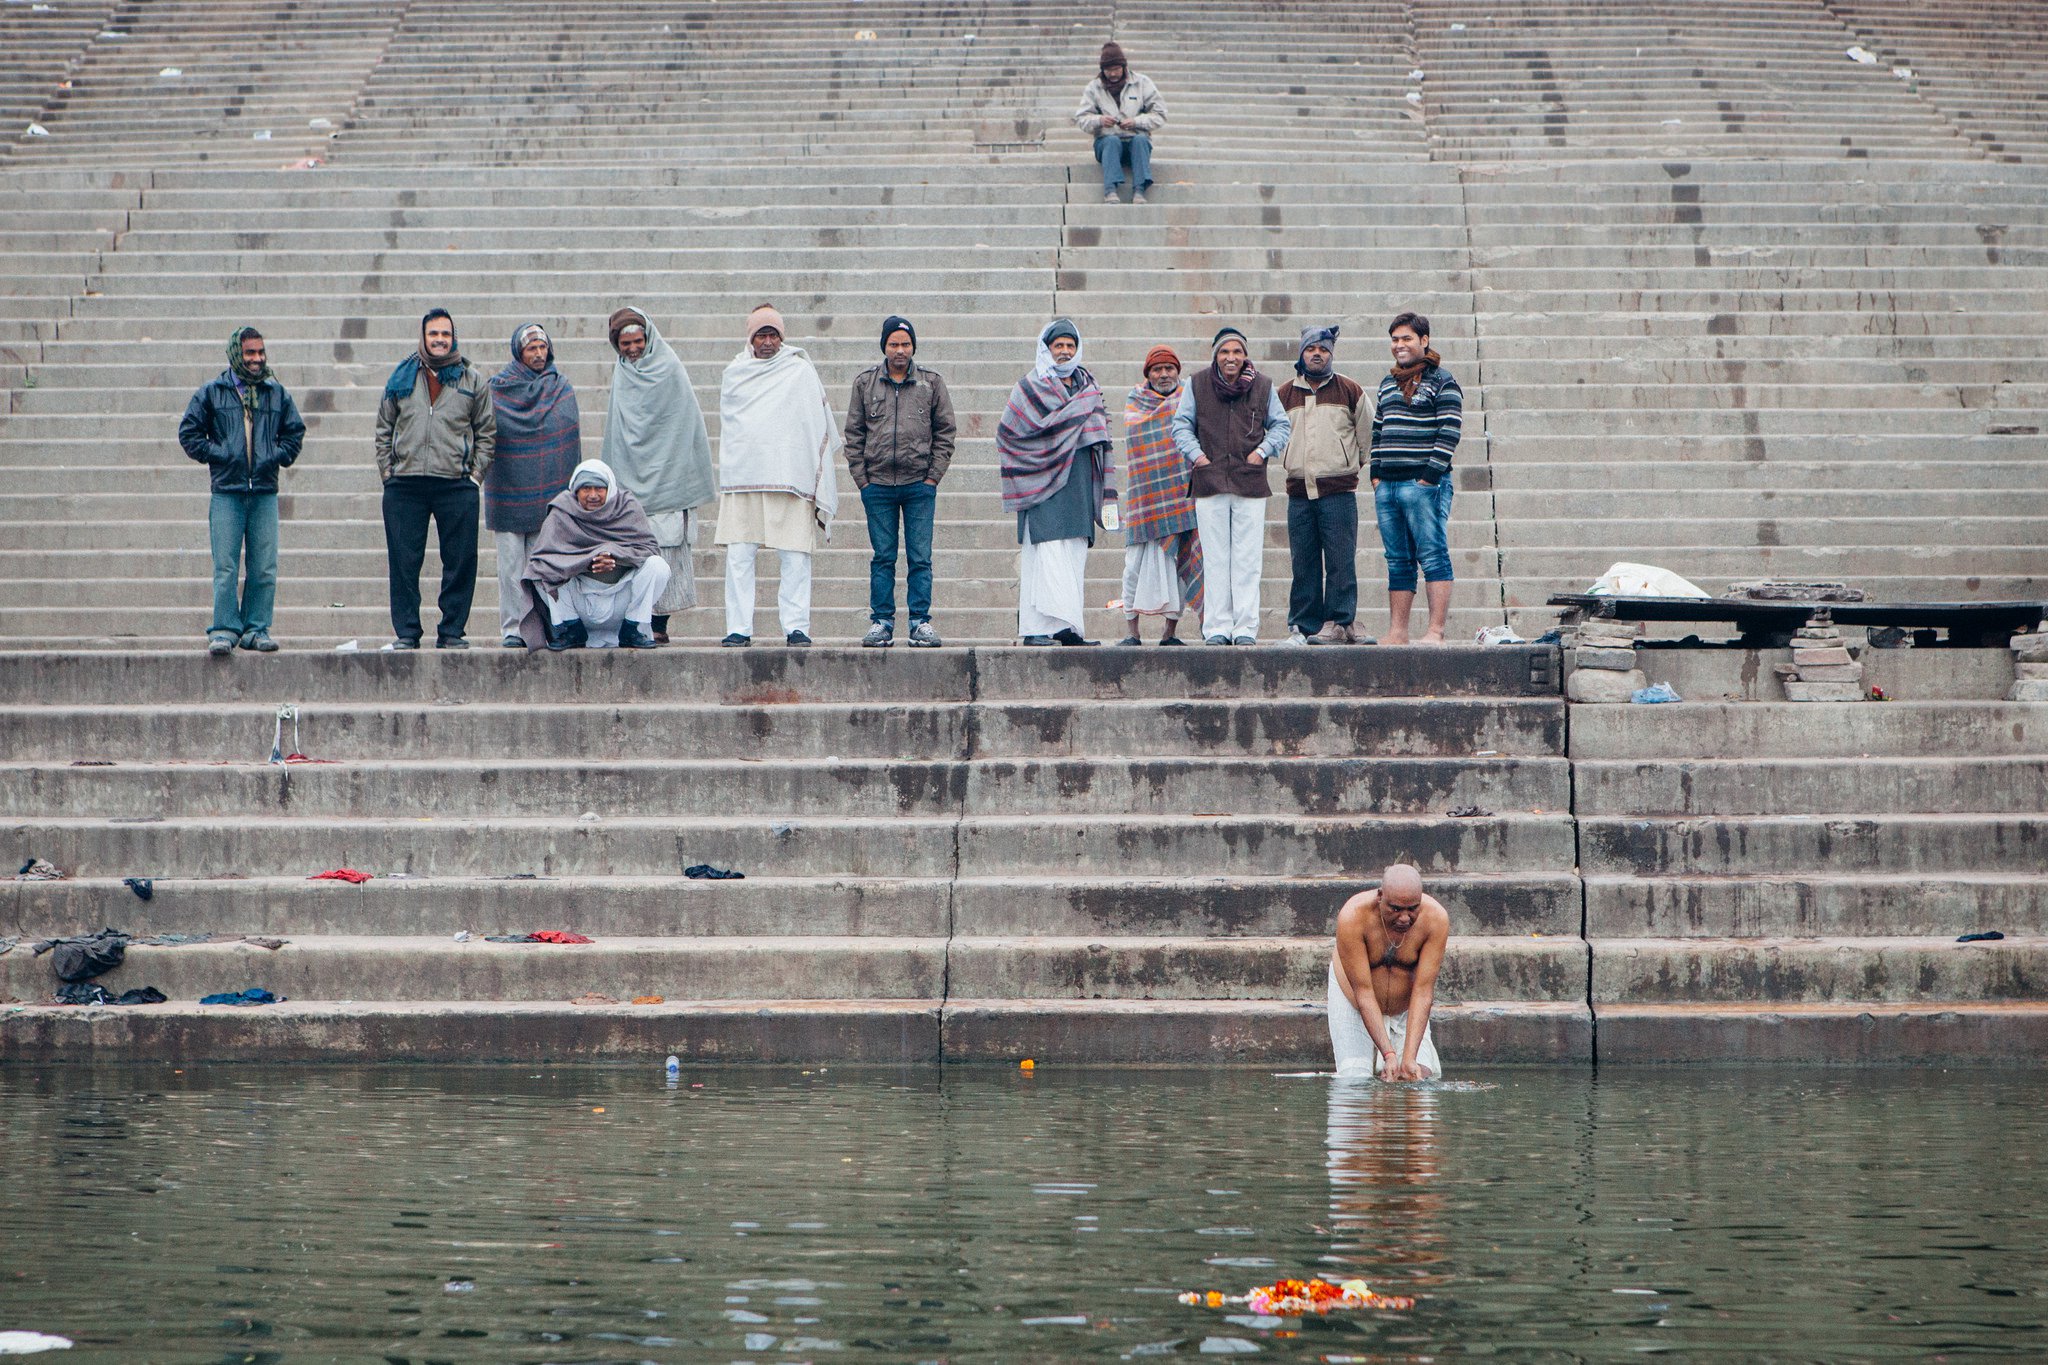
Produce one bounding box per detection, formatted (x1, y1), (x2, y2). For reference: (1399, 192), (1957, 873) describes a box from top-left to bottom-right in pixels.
(1323, 1080), (1446, 1290)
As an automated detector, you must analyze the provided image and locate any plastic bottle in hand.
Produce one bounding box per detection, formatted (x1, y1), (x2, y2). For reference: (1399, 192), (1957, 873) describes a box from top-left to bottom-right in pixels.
(1100, 491), (1121, 533)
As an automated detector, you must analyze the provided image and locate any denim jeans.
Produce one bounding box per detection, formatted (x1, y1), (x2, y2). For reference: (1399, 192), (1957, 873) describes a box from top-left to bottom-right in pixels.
(1094, 132), (1153, 193)
(1286, 491), (1358, 633)
(207, 491), (279, 638)
(382, 475), (479, 644)
(861, 480), (936, 624)
(1374, 477), (1454, 593)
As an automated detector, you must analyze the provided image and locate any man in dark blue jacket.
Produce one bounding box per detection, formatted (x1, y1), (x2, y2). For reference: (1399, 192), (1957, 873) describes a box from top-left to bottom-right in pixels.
(179, 327), (305, 655)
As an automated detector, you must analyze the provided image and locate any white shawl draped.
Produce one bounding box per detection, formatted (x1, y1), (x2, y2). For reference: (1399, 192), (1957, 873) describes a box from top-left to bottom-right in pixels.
(717, 344), (842, 540)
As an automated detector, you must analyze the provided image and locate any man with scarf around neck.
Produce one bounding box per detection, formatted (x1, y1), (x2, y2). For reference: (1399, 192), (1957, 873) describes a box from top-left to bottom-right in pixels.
(845, 315), (955, 649)
(998, 318), (1114, 646)
(1171, 326), (1292, 645)
(485, 323), (581, 648)
(179, 326), (305, 655)
(604, 307), (716, 643)
(1277, 324), (1372, 647)
(375, 307), (496, 650)
(1369, 312), (1463, 646)
(1117, 345), (1202, 645)
(715, 304), (842, 647)
(517, 460), (669, 652)
(1074, 41), (1166, 204)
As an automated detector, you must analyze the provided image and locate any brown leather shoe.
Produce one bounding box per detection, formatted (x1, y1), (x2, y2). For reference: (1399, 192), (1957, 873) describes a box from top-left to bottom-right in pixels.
(1310, 621), (1351, 645)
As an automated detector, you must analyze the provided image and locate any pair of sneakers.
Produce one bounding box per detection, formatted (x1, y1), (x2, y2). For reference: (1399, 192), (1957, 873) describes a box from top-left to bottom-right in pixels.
(208, 630), (276, 656)
(862, 620), (942, 648)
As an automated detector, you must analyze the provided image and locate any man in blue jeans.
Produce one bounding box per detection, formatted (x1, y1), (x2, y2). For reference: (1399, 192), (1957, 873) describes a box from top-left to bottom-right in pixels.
(179, 326), (305, 655)
(1074, 42), (1166, 204)
(1369, 312), (1463, 645)
(845, 316), (956, 647)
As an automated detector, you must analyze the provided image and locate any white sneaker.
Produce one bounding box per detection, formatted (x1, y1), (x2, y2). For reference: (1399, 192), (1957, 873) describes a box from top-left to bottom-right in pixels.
(1282, 631), (1309, 647)
(1104, 190), (1120, 203)
(1132, 192), (1147, 204)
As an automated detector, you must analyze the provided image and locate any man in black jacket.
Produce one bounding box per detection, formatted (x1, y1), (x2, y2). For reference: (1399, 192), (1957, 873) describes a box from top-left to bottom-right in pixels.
(845, 315), (955, 648)
(178, 326), (305, 655)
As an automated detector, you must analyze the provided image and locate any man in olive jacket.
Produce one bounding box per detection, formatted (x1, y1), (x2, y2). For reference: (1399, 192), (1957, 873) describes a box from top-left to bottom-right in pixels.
(374, 307), (496, 649)
(845, 315), (955, 648)
(179, 326), (305, 655)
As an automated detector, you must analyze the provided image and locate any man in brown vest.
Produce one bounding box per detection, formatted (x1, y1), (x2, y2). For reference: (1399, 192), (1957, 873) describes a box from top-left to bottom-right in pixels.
(1171, 327), (1291, 644)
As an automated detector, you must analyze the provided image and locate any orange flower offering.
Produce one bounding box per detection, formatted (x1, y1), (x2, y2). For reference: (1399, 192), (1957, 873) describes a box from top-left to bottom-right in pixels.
(1177, 1277), (1415, 1315)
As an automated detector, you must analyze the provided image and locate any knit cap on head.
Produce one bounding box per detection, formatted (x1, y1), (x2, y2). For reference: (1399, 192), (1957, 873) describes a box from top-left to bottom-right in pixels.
(1042, 317), (1080, 346)
(1211, 325), (1248, 354)
(880, 315), (917, 353)
(607, 306), (649, 351)
(1143, 344), (1181, 375)
(1299, 324), (1340, 352)
(746, 303), (785, 340)
(569, 462), (611, 492)
(1100, 41), (1127, 70)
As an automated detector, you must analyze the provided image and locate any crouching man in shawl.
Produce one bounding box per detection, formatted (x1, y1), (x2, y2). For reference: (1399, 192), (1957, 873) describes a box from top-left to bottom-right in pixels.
(1117, 344), (1202, 645)
(517, 460), (670, 651)
(998, 318), (1113, 646)
(486, 323), (581, 648)
(604, 307), (716, 643)
(716, 304), (842, 647)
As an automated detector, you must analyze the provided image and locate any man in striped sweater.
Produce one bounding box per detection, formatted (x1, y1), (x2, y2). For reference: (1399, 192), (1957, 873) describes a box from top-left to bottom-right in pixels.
(1369, 312), (1463, 645)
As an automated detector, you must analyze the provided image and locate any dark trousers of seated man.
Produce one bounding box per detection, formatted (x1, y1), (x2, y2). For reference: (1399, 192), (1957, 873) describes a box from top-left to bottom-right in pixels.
(383, 474), (478, 644)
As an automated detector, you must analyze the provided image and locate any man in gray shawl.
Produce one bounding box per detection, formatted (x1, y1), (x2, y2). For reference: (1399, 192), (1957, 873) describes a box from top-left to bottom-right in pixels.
(603, 307), (715, 642)
(517, 460), (670, 651)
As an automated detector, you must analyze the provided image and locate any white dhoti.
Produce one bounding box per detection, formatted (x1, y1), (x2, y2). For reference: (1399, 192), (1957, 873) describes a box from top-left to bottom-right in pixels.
(724, 543), (812, 638)
(1327, 962), (1441, 1079)
(1018, 535), (1089, 637)
(546, 556), (671, 647)
(1121, 539), (1185, 618)
(648, 508), (697, 615)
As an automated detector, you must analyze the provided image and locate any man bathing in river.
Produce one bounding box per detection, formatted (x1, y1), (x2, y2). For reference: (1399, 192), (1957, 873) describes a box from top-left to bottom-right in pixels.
(1330, 864), (1447, 1080)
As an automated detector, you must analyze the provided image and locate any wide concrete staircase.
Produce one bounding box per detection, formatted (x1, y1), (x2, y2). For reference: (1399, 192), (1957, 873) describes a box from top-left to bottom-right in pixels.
(3, 0), (2046, 1063)
(0, 646), (1589, 1062)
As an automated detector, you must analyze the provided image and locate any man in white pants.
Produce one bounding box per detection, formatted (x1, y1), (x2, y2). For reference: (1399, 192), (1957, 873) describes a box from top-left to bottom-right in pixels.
(1171, 326), (1290, 644)
(715, 304), (841, 647)
(1329, 864), (1447, 1080)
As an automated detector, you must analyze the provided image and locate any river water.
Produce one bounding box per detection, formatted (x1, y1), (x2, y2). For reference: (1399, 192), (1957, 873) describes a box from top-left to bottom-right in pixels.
(0, 1066), (2041, 1361)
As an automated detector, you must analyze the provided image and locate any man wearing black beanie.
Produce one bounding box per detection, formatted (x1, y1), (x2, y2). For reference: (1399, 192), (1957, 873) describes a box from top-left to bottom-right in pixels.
(844, 315), (956, 647)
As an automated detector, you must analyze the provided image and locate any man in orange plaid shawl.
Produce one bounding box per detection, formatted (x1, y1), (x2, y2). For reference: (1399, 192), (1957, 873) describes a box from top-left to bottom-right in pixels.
(1117, 345), (1203, 644)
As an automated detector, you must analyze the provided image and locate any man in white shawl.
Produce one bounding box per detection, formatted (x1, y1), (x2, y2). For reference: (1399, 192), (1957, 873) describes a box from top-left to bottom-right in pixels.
(603, 306), (716, 643)
(716, 304), (842, 647)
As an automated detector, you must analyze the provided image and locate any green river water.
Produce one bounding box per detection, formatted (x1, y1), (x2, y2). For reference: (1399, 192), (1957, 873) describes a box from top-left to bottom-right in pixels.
(0, 1066), (2040, 1361)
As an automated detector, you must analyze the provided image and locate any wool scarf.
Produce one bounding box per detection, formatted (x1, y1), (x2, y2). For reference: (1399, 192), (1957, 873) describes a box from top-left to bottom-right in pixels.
(1391, 346), (1443, 402)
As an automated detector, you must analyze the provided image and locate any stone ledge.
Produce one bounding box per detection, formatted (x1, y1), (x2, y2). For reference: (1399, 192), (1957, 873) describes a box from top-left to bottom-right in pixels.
(1594, 1002), (2048, 1064)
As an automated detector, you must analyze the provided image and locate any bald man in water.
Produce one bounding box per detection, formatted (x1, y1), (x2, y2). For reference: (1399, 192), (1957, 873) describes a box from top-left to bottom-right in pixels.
(1329, 864), (1448, 1080)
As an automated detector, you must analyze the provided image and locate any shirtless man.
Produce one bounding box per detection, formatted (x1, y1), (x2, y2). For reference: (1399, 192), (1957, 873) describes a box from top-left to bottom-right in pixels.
(1329, 863), (1448, 1080)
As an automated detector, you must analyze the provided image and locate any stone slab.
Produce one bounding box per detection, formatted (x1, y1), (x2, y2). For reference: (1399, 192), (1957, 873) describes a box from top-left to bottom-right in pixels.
(1783, 681), (1865, 701)
(1574, 646), (1639, 670)
(1594, 1003), (2048, 1065)
(1566, 668), (1647, 703)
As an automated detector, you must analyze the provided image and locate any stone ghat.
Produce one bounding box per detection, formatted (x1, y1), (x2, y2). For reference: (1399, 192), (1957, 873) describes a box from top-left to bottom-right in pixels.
(2, 647), (2042, 1065)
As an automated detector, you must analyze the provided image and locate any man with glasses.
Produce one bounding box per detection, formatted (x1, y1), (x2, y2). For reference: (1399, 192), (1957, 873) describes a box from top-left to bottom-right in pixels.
(1328, 864), (1448, 1080)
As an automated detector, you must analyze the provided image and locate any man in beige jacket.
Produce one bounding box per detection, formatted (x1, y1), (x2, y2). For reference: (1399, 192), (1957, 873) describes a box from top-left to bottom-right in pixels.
(1074, 42), (1166, 203)
(1276, 324), (1370, 645)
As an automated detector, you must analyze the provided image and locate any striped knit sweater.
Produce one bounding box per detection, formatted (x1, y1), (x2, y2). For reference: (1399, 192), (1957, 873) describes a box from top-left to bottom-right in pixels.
(1368, 364), (1462, 482)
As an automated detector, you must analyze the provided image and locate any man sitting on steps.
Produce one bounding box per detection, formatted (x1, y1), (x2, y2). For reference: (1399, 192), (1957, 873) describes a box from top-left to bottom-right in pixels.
(1075, 41), (1166, 204)
(1329, 864), (1448, 1080)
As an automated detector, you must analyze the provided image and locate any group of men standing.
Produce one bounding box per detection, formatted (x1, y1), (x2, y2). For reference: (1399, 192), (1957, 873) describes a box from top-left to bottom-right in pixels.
(997, 313), (1463, 648)
(180, 306), (1462, 651)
